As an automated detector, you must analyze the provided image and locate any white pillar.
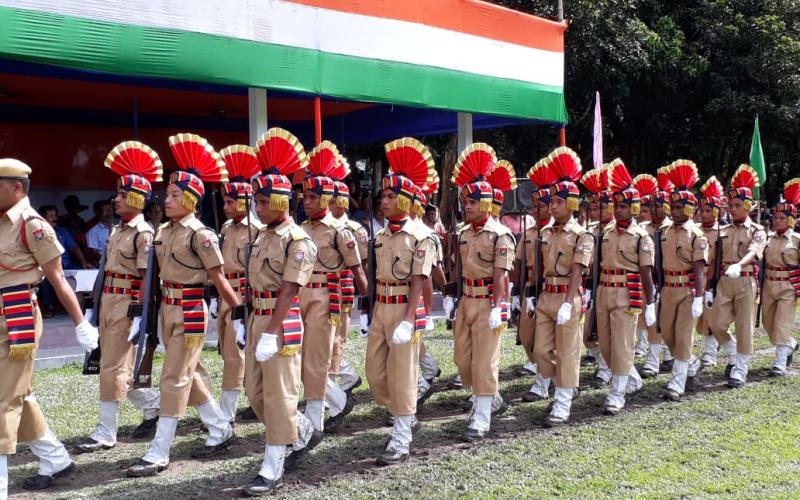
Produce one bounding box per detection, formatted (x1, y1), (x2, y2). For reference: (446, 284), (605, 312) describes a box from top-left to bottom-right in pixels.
(457, 112), (473, 153)
(248, 88), (268, 146)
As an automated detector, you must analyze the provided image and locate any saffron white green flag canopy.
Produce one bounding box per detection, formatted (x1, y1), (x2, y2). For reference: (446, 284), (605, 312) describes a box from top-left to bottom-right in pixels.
(0, 0), (568, 123)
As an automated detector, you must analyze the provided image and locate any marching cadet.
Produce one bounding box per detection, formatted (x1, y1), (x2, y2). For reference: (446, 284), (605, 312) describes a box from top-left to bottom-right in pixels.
(531, 148), (594, 426)
(367, 137), (437, 465)
(761, 179), (800, 377)
(697, 177), (724, 367)
(706, 165), (766, 388)
(639, 169), (675, 377)
(449, 146), (514, 440)
(580, 167), (615, 387)
(76, 142), (162, 454)
(214, 145), (262, 424)
(128, 134), (241, 477)
(329, 177), (366, 395)
(595, 160), (654, 414)
(659, 161), (708, 400)
(631, 174), (658, 357)
(300, 141), (367, 433)
(0, 159), (99, 494)
(240, 128), (321, 495)
(513, 160), (555, 401)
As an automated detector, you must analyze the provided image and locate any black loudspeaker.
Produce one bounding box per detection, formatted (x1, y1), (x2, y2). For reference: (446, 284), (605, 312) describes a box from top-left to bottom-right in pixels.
(502, 178), (534, 214)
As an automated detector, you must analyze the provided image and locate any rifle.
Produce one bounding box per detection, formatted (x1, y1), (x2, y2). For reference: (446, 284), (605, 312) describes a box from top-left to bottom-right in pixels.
(525, 235), (544, 318)
(131, 239), (160, 385)
(81, 250), (107, 375)
(755, 260), (766, 328)
(710, 221), (723, 297)
(653, 227), (664, 332)
(514, 214), (528, 342)
(360, 186), (376, 324)
(586, 230), (603, 342)
(235, 192), (255, 349)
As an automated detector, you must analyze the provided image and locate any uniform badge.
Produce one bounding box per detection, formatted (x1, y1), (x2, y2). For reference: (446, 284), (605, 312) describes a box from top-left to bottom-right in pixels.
(499, 247), (508, 256)
(357, 232), (368, 242)
(293, 250), (305, 262)
(346, 240), (356, 249)
(753, 231), (765, 243)
(641, 241), (653, 253)
(202, 238), (212, 249)
(699, 240), (708, 250)
(416, 248), (426, 258)
(32, 228), (44, 240)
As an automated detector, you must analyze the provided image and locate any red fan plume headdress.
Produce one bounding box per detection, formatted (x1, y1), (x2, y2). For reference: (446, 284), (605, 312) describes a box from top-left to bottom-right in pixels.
(220, 145), (259, 213)
(544, 147), (582, 211)
(304, 141), (350, 209)
(581, 167), (612, 218)
(486, 159), (517, 217)
(253, 128), (308, 211)
(606, 158), (641, 216)
(413, 172), (440, 217)
(451, 143), (497, 213)
(729, 163), (759, 210)
(105, 141), (163, 210)
(168, 133), (228, 211)
(332, 154), (352, 209)
(775, 178), (800, 228)
(665, 159), (699, 216)
(654, 166), (673, 206)
(527, 157), (557, 204)
(699, 176), (724, 217)
(382, 137), (436, 214)
(632, 174), (657, 203)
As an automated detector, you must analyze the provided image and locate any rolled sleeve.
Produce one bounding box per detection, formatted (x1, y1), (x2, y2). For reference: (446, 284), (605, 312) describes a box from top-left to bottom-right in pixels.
(411, 237), (435, 278)
(337, 228), (362, 268)
(283, 239), (317, 286)
(639, 234), (655, 267)
(27, 218), (64, 266)
(194, 229), (225, 270)
(494, 234), (515, 271)
(573, 233), (594, 268)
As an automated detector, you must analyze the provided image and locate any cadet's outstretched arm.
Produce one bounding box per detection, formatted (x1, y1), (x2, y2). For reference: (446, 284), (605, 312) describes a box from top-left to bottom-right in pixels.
(640, 264), (655, 304)
(404, 274), (425, 323)
(208, 266), (241, 308)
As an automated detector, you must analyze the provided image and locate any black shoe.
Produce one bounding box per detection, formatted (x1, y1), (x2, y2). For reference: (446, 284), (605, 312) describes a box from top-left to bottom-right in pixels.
(22, 462), (75, 490)
(659, 359), (674, 373)
(131, 416), (159, 439)
(463, 427), (485, 441)
(603, 405), (621, 416)
(417, 383), (435, 406)
(516, 366), (536, 377)
(663, 389), (682, 401)
(492, 398), (509, 417)
(640, 368), (658, 379)
(590, 376), (609, 389)
(74, 438), (114, 454)
(190, 433), (235, 459)
(126, 459), (167, 477)
(581, 355), (597, 367)
(238, 406), (258, 421)
(522, 391), (546, 403)
(788, 344), (799, 367)
(324, 397), (355, 433)
(242, 475), (283, 496)
(435, 368), (442, 378)
(376, 449), (409, 466)
(543, 414), (568, 428)
(727, 378), (745, 389)
(769, 366), (786, 377)
(345, 377), (363, 395)
(284, 446), (310, 472)
(685, 376), (698, 392)
(724, 364), (734, 378)
(450, 378), (463, 390)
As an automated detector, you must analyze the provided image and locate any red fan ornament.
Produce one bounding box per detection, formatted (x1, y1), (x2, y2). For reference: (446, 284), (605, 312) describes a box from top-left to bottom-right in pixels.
(527, 158), (557, 204)
(486, 159), (517, 217)
(220, 145), (259, 213)
(305, 141), (350, 208)
(382, 137), (436, 214)
(105, 140), (163, 210)
(729, 163), (760, 210)
(655, 166), (673, 205)
(452, 143), (497, 213)
(254, 128), (309, 211)
(632, 174), (658, 205)
(543, 147), (582, 212)
(775, 178), (800, 227)
(699, 176), (724, 217)
(665, 159), (699, 215)
(606, 158), (641, 215)
(168, 133), (228, 211)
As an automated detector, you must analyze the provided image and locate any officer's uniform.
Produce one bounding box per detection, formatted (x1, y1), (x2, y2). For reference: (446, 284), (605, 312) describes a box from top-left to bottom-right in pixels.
(708, 217), (766, 382)
(0, 195), (73, 491)
(417, 229), (444, 400)
(584, 217), (615, 386)
(300, 211), (361, 430)
(596, 219), (653, 411)
(697, 221), (720, 365)
(660, 219), (708, 396)
(761, 229), (799, 374)
(640, 216), (675, 374)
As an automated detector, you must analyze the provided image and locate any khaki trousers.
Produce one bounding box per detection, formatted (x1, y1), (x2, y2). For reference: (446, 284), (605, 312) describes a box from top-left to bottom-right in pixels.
(158, 302), (213, 417)
(518, 299), (537, 363)
(365, 302), (420, 416)
(0, 303), (48, 454)
(708, 276), (757, 355)
(244, 314), (301, 445)
(596, 286), (637, 375)
(328, 309), (350, 375)
(660, 287), (697, 361)
(218, 300), (245, 391)
(98, 293), (138, 401)
(454, 297), (502, 395)
(762, 281), (797, 347)
(534, 292), (583, 388)
(299, 287), (336, 400)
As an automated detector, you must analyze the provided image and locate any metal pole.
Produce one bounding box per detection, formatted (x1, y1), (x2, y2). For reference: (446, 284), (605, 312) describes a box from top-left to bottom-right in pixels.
(314, 96), (322, 145)
(557, 0), (564, 21)
(248, 88), (268, 147)
(132, 98), (139, 140)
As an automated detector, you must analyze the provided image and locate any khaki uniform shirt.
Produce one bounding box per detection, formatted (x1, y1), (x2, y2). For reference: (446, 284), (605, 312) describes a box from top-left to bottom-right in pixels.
(374, 218), (435, 282)
(460, 217), (515, 279)
(661, 219), (708, 272)
(719, 217), (767, 270)
(538, 217), (594, 278)
(764, 230), (800, 269)
(155, 214), (224, 284)
(0, 197), (62, 288)
(600, 220), (655, 272)
(302, 212), (361, 273)
(701, 223), (720, 271)
(338, 215), (369, 261)
(248, 218), (316, 290)
(220, 218), (262, 275)
(104, 214), (153, 276)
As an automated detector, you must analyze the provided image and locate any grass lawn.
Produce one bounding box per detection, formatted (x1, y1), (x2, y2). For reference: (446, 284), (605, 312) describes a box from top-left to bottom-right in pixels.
(9, 320), (800, 499)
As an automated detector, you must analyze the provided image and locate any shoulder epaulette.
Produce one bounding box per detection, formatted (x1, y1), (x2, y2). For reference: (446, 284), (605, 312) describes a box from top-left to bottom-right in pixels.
(289, 226), (308, 241)
(186, 218), (207, 232)
(691, 226), (704, 238)
(222, 219), (234, 230)
(568, 223), (584, 235)
(376, 227), (386, 237)
(409, 222), (433, 242)
(136, 220), (154, 234)
(345, 220), (361, 232)
(158, 221), (170, 231)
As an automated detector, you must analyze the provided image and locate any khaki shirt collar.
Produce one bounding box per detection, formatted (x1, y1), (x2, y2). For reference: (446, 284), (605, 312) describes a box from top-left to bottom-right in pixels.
(4, 196), (30, 224)
(175, 213), (196, 228)
(125, 213), (145, 228)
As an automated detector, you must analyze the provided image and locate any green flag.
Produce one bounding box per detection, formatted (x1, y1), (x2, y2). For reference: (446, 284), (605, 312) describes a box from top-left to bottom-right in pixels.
(749, 115), (766, 200)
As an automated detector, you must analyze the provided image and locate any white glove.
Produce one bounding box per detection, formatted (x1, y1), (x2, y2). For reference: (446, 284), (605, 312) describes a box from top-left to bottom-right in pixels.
(488, 307), (503, 329)
(209, 298), (219, 318)
(84, 309), (93, 325)
(704, 290), (714, 308)
(725, 263), (742, 278)
(255, 333), (278, 362)
(526, 296), (536, 314)
(392, 320), (414, 345)
(556, 302), (572, 325)
(645, 303), (657, 327)
(691, 296), (703, 318)
(127, 316), (141, 342)
(234, 319), (246, 346)
(75, 320), (99, 351)
(360, 313), (370, 336)
(582, 289), (592, 307)
(511, 296), (521, 312)
(443, 296), (455, 319)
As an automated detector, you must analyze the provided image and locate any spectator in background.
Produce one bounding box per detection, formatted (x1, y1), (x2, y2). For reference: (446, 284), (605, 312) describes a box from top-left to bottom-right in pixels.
(85, 199), (113, 265)
(39, 205), (92, 317)
(57, 194), (87, 237)
(423, 204), (447, 240)
(144, 201), (164, 229)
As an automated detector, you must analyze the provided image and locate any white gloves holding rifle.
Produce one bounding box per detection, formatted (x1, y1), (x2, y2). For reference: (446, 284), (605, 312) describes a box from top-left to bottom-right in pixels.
(128, 316), (141, 342)
(234, 319), (246, 346)
(488, 307), (503, 329)
(645, 303), (657, 327)
(725, 263), (742, 278)
(556, 302), (572, 325)
(691, 296), (704, 318)
(392, 321), (414, 345)
(443, 296), (455, 320)
(704, 290), (714, 308)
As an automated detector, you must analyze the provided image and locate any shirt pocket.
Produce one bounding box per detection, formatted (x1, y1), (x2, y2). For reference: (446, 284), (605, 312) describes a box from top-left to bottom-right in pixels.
(315, 233), (343, 270)
(262, 242), (286, 277)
